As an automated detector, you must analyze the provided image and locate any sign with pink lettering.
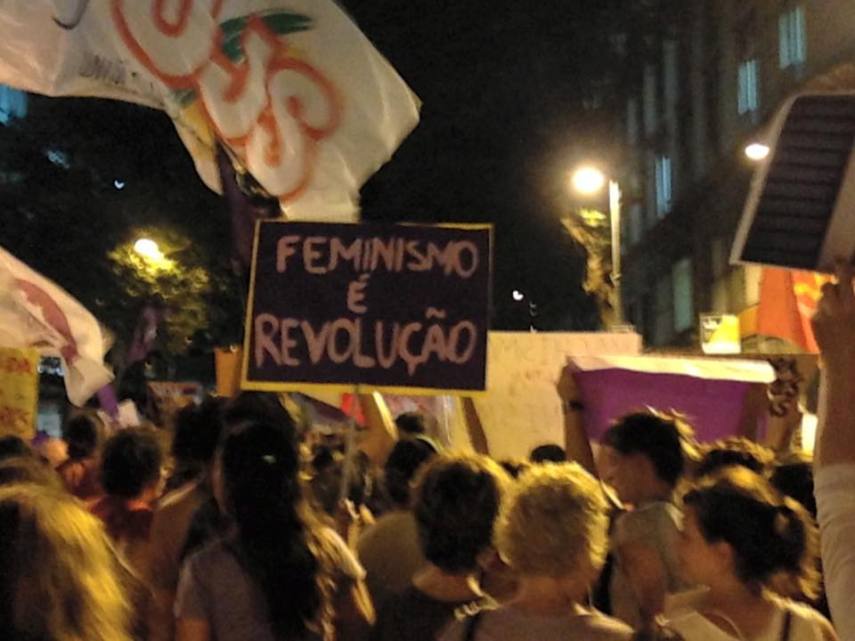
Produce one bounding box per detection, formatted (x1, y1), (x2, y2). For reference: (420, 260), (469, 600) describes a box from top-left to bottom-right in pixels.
(241, 221), (491, 394)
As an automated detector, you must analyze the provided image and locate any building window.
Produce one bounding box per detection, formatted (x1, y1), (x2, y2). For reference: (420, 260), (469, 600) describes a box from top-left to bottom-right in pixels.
(737, 59), (760, 114)
(779, 6), (806, 69)
(672, 258), (694, 332)
(0, 84), (27, 124)
(655, 155), (672, 217)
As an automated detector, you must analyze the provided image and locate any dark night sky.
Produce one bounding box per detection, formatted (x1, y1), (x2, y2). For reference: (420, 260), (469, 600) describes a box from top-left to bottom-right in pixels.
(1, 1), (634, 335)
(340, 0), (623, 329)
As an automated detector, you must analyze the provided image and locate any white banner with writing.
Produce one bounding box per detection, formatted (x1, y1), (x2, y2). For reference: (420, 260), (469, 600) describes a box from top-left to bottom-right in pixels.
(0, 246), (112, 406)
(0, 0), (420, 220)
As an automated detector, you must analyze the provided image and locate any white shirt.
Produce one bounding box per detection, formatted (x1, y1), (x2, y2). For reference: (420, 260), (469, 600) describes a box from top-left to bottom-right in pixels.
(815, 464), (855, 641)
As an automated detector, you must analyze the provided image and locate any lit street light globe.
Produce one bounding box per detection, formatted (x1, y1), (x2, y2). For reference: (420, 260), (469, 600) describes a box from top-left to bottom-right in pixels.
(133, 238), (164, 261)
(571, 166), (606, 195)
(744, 143), (770, 161)
(512, 290), (525, 301)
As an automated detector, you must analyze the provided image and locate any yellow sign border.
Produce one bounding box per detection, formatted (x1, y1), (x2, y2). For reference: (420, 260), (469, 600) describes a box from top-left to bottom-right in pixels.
(240, 220), (493, 397)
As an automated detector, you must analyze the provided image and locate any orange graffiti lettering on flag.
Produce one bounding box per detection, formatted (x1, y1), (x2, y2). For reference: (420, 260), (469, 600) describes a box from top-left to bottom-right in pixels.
(757, 268), (832, 352)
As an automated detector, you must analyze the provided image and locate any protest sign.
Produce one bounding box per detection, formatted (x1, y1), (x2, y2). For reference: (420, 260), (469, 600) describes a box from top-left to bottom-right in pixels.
(0, 347), (39, 439)
(242, 221), (491, 394)
(468, 332), (641, 459)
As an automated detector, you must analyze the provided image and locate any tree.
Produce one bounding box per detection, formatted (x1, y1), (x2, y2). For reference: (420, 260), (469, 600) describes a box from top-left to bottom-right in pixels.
(0, 95), (244, 372)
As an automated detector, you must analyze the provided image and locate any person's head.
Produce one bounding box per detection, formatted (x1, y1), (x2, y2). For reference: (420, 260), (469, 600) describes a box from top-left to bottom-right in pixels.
(0, 456), (63, 490)
(216, 419), (301, 522)
(62, 414), (102, 461)
(529, 443), (566, 464)
(224, 392), (293, 430)
(498, 458), (531, 479)
(679, 466), (819, 599)
(770, 452), (816, 519)
(0, 484), (133, 641)
(215, 418), (329, 640)
(384, 436), (438, 508)
(600, 410), (688, 504)
(496, 463), (608, 599)
(395, 412), (427, 437)
(694, 437), (774, 480)
(413, 454), (509, 575)
(100, 429), (163, 501)
(0, 436), (33, 463)
(170, 397), (226, 474)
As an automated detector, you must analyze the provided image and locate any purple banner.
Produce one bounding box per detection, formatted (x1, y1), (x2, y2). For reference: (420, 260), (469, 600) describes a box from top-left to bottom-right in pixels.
(574, 368), (757, 443)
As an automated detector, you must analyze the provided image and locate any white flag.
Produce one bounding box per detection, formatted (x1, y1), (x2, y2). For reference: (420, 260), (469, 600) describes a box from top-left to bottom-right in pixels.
(0, 0), (420, 221)
(0, 246), (113, 406)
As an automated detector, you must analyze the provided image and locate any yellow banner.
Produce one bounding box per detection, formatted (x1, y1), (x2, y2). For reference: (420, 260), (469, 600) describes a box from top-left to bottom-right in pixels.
(0, 347), (39, 439)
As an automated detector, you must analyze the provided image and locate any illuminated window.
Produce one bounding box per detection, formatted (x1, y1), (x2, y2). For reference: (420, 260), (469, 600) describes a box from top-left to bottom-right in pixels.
(779, 6), (806, 68)
(655, 155), (672, 217)
(737, 59), (759, 114)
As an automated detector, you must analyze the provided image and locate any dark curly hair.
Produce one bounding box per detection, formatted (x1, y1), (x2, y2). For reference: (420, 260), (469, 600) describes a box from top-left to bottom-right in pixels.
(413, 454), (509, 574)
(63, 414), (101, 461)
(100, 429), (162, 499)
(601, 411), (689, 487)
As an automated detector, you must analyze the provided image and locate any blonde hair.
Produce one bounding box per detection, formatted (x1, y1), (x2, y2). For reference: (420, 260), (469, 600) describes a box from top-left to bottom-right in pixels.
(0, 484), (133, 641)
(496, 463), (608, 577)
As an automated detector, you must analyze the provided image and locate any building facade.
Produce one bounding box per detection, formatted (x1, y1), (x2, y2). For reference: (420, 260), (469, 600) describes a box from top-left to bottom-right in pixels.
(619, 0), (855, 349)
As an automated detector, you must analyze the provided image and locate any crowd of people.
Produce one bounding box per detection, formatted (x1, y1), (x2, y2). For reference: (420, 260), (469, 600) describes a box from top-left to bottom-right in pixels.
(0, 264), (853, 641)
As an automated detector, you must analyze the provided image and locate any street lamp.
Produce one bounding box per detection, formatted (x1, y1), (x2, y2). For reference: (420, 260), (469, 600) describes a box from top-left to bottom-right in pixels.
(744, 142), (770, 161)
(570, 166), (624, 325)
(133, 238), (164, 261)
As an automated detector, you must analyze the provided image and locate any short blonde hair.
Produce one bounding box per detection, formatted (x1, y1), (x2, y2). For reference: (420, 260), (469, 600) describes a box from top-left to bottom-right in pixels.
(496, 463), (608, 577)
(0, 484), (133, 641)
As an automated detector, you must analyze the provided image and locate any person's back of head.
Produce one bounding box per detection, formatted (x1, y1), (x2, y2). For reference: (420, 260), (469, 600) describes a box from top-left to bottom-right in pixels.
(529, 443), (566, 464)
(218, 418), (327, 640)
(0, 483), (133, 641)
(602, 411), (688, 488)
(498, 458), (531, 479)
(694, 437), (774, 480)
(0, 436), (33, 463)
(0, 456), (62, 490)
(224, 392), (293, 431)
(395, 412), (427, 437)
(413, 454), (509, 574)
(770, 452), (816, 519)
(101, 428), (163, 500)
(384, 437), (438, 509)
(170, 397), (226, 472)
(683, 466), (820, 600)
(496, 463), (608, 583)
(63, 414), (102, 461)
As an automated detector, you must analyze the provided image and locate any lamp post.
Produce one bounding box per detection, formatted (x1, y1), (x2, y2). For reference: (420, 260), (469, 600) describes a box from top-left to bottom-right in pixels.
(571, 166), (624, 325)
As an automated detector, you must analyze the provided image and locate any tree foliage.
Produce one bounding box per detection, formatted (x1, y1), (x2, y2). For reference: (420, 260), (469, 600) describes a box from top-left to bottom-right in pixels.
(0, 96), (242, 367)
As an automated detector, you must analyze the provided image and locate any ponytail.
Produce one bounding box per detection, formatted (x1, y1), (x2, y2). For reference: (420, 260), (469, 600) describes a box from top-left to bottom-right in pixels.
(221, 421), (335, 641)
(684, 467), (819, 597)
(769, 499), (821, 600)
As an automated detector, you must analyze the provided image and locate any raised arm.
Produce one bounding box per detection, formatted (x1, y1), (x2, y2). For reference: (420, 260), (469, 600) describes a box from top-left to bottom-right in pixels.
(556, 363), (596, 475)
(812, 261), (855, 641)
(357, 392), (398, 466)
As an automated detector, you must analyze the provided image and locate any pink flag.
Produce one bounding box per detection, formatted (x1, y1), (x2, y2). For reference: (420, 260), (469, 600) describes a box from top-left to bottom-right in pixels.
(0, 246), (113, 406)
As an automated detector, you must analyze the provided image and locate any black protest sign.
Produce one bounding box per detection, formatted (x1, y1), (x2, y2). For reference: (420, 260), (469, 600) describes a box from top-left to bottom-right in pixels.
(241, 221), (491, 394)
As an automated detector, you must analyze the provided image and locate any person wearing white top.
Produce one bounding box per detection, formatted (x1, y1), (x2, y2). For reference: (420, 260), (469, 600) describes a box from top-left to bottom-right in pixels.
(664, 467), (837, 641)
(811, 261), (855, 641)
